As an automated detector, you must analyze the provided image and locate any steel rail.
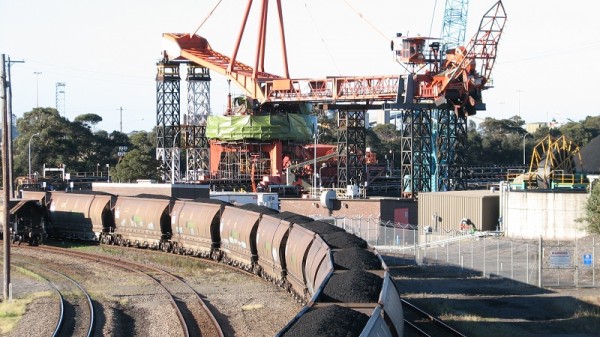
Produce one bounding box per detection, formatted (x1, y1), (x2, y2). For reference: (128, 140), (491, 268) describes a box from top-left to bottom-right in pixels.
(35, 246), (191, 337)
(402, 298), (467, 337)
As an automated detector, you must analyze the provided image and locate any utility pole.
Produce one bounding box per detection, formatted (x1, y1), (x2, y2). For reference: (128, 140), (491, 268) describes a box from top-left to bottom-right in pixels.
(119, 107), (125, 132)
(34, 71), (42, 107)
(1, 54), (11, 301)
(6, 56), (24, 199)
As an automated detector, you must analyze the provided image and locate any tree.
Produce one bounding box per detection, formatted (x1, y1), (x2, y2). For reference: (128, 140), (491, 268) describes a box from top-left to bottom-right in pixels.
(581, 182), (600, 235)
(474, 116), (528, 165)
(74, 113), (103, 128)
(111, 149), (160, 183)
(110, 130), (159, 182)
(14, 107), (129, 178)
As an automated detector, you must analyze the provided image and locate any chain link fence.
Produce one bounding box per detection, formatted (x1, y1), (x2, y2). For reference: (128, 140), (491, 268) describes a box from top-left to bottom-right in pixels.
(313, 214), (599, 288)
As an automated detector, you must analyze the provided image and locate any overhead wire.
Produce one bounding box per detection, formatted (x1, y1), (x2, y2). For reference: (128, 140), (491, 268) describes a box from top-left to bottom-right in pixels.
(190, 0), (223, 37)
(429, 0), (439, 38)
(341, 0), (389, 42)
(303, 2), (341, 75)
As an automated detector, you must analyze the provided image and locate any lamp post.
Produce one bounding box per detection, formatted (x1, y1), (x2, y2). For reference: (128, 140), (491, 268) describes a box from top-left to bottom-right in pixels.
(106, 164), (110, 182)
(522, 133), (530, 166)
(33, 71), (42, 108)
(517, 89), (523, 118)
(172, 130), (181, 183)
(385, 154), (390, 177)
(319, 163), (327, 188)
(313, 121), (318, 196)
(28, 132), (40, 178)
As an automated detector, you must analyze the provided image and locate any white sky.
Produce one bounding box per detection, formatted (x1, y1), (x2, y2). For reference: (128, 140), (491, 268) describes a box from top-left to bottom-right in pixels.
(1, 0), (599, 133)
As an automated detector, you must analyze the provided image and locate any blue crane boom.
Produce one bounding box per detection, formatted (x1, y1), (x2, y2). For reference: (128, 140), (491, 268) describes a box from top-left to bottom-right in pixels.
(440, 0), (470, 50)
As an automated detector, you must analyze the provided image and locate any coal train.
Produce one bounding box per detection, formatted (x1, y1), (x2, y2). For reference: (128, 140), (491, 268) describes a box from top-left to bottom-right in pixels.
(18, 190), (404, 336)
(0, 198), (45, 245)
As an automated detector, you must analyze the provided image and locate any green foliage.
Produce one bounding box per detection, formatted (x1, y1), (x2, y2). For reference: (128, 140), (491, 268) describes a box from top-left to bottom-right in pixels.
(582, 182), (600, 235)
(74, 113), (103, 127)
(559, 116), (600, 148)
(13, 107), (141, 180)
(112, 149), (160, 183)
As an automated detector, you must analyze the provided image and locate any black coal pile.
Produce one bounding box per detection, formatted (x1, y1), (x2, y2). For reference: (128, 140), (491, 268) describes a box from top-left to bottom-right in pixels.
(319, 270), (382, 303)
(274, 211), (313, 223)
(299, 220), (345, 235)
(280, 305), (369, 337)
(322, 231), (367, 249)
(580, 135), (600, 173)
(333, 247), (382, 270)
(237, 203), (279, 215)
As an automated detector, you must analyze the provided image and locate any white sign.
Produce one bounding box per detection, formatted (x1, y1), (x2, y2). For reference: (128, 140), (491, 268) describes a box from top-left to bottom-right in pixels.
(549, 251), (571, 268)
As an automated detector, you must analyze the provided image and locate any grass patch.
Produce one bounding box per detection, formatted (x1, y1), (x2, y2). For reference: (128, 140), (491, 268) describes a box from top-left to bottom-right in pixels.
(0, 292), (52, 334)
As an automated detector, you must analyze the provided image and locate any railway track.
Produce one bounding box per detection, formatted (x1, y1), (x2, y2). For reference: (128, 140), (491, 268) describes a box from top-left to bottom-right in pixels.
(26, 245), (224, 337)
(11, 261), (95, 337)
(402, 298), (466, 337)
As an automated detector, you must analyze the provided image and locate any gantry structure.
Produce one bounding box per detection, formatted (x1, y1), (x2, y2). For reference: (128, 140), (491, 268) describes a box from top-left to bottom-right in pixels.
(156, 55), (211, 183)
(157, 1), (506, 196)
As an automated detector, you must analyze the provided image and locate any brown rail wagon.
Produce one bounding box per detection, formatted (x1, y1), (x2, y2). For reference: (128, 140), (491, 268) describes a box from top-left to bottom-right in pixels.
(47, 192), (115, 241)
(170, 199), (226, 258)
(255, 214), (291, 284)
(219, 205), (261, 271)
(113, 195), (174, 249)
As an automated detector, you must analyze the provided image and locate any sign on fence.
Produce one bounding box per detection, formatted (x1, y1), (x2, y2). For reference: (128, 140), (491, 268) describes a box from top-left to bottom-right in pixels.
(549, 251), (571, 268)
(583, 254), (593, 267)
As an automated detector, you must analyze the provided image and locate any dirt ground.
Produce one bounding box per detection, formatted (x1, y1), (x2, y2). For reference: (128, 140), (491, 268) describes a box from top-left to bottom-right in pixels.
(389, 263), (600, 337)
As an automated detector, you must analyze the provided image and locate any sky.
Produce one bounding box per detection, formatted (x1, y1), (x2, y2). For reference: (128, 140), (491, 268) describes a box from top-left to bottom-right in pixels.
(1, 0), (599, 134)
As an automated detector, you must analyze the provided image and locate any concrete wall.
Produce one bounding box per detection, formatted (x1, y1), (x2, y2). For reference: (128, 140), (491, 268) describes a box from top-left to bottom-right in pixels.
(502, 190), (589, 240)
(279, 197), (417, 224)
(92, 182), (209, 199)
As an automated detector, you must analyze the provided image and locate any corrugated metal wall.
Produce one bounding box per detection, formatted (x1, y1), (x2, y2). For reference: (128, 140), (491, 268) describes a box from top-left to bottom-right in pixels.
(418, 191), (499, 233)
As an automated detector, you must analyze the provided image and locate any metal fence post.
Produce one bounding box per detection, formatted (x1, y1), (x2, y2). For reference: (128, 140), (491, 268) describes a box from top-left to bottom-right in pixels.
(458, 239), (461, 267)
(483, 236), (487, 277)
(526, 242), (530, 285)
(497, 238), (500, 276)
(538, 236), (542, 288)
(511, 241), (514, 280)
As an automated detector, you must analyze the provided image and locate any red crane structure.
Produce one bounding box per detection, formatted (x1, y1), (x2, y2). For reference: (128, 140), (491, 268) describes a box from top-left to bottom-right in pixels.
(156, 1), (506, 196)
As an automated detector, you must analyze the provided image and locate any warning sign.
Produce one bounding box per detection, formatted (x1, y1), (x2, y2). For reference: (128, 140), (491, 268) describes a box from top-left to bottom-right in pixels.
(549, 251), (571, 268)
(583, 254), (593, 267)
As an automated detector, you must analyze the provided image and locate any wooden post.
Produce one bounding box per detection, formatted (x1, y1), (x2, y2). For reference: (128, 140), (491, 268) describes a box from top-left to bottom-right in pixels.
(1, 53), (11, 301)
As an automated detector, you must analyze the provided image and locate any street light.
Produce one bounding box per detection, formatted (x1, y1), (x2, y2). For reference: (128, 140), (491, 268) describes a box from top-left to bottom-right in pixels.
(28, 132), (40, 178)
(319, 163), (327, 188)
(33, 72), (42, 108)
(517, 89), (523, 118)
(172, 130), (181, 183)
(313, 121), (318, 196)
(522, 133), (531, 166)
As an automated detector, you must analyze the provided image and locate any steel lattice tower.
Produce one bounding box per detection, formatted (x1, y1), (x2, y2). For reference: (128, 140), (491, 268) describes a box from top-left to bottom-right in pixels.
(399, 107), (468, 196)
(55, 82), (66, 117)
(156, 58), (181, 183)
(337, 108), (366, 187)
(440, 0), (470, 50)
(437, 111), (468, 191)
(400, 108), (433, 195)
(184, 64), (210, 181)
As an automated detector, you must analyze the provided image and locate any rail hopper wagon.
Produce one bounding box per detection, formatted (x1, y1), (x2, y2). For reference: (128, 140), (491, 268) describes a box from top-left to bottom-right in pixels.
(20, 191), (404, 336)
(0, 197), (45, 245)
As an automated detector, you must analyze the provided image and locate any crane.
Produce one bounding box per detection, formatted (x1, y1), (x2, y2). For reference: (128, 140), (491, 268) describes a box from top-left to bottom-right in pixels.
(158, 1), (506, 195)
(440, 0), (470, 51)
